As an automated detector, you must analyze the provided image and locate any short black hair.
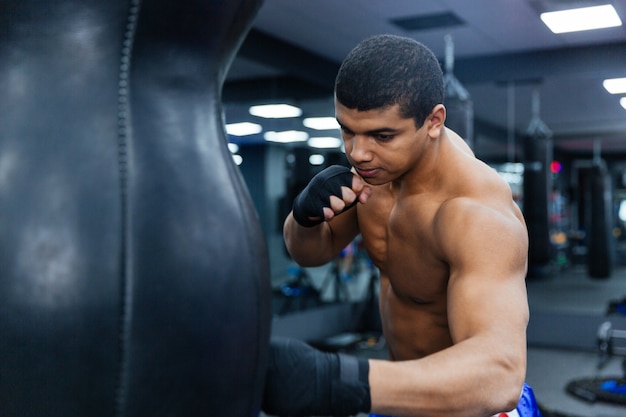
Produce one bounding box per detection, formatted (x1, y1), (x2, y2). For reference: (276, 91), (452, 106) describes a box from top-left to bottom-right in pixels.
(334, 34), (444, 127)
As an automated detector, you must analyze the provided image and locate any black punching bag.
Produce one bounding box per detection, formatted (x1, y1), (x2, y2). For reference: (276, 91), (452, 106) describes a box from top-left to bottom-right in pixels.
(0, 1), (271, 416)
(587, 165), (613, 279)
(523, 135), (552, 276)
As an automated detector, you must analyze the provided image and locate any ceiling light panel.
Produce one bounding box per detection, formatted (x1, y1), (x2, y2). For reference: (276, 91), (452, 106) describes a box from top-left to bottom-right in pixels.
(540, 4), (622, 33)
(603, 77), (626, 94)
(309, 154), (325, 166)
(303, 117), (340, 130)
(307, 137), (342, 149)
(264, 130), (309, 143)
(232, 154), (243, 165)
(249, 104), (302, 118)
(227, 143), (239, 153)
(226, 122), (262, 136)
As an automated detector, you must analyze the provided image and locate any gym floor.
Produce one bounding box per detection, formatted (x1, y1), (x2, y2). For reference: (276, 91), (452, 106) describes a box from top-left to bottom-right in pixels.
(524, 264), (626, 417)
(265, 261), (626, 417)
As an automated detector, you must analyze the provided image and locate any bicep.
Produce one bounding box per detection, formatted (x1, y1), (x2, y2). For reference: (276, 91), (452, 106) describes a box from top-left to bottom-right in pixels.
(441, 206), (529, 345)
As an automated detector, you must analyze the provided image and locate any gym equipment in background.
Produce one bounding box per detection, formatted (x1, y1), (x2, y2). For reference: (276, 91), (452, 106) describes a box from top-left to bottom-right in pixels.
(0, 1), (270, 416)
(523, 86), (553, 278)
(565, 320), (626, 405)
(587, 163), (613, 278)
(443, 34), (474, 150)
(571, 159), (614, 279)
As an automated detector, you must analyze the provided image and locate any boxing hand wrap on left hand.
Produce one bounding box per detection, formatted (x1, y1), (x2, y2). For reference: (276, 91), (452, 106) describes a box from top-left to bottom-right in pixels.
(262, 337), (371, 417)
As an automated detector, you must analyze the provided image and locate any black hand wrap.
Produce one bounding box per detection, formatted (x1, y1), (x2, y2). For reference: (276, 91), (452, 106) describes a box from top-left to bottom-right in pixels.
(263, 337), (371, 417)
(292, 165), (355, 227)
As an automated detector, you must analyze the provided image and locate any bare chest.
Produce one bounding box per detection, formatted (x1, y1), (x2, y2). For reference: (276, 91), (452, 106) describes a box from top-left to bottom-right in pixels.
(359, 197), (449, 303)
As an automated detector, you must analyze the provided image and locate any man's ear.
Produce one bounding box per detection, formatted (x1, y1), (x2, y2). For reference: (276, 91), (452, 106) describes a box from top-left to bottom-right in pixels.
(427, 104), (446, 138)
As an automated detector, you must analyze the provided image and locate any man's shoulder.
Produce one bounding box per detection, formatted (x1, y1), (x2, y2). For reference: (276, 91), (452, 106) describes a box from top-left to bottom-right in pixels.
(435, 193), (525, 236)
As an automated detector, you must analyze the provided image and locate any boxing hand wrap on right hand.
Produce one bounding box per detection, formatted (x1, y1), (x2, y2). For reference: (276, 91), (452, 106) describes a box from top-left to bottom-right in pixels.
(262, 337), (371, 417)
(292, 165), (356, 227)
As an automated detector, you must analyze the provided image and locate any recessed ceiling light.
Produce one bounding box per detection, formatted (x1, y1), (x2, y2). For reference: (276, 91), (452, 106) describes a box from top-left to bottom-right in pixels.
(226, 122), (262, 136)
(264, 130), (309, 143)
(227, 143), (239, 153)
(309, 154), (325, 166)
(603, 78), (626, 94)
(303, 117), (340, 130)
(540, 4), (622, 34)
(621, 97), (626, 110)
(249, 104), (302, 118)
(308, 137), (342, 149)
(232, 154), (243, 165)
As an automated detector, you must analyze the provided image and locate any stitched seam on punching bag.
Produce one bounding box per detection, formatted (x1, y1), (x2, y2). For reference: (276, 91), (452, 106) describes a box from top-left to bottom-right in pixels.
(115, 1), (141, 416)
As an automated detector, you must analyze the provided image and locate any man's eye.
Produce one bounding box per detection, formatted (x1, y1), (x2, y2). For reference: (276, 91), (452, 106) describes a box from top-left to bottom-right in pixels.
(377, 134), (394, 141)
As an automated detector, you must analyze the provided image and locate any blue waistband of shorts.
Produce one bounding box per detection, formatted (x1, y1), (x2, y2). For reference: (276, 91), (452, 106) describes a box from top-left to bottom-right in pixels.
(517, 382), (542, 417)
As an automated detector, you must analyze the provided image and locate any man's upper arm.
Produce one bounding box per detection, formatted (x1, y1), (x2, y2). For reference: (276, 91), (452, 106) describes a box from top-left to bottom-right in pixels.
(437, 199), (529, 345)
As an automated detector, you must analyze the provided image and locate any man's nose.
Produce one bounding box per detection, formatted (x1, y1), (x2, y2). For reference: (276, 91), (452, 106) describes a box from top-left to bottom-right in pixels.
(349, 135), (372, 162)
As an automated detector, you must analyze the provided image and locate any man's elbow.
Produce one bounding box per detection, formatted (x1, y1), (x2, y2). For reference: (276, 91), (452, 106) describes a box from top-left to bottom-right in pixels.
(491, 357), (526, 413)
(501, 381), (525, 414)
(287, 249), (332, 267)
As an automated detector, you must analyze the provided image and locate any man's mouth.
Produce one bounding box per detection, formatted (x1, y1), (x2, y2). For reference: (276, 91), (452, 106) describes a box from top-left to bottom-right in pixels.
(355, 167), (379, 178)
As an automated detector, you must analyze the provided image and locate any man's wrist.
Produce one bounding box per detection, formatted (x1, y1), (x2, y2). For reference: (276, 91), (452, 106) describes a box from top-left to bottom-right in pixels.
(331, 354), (371, 415)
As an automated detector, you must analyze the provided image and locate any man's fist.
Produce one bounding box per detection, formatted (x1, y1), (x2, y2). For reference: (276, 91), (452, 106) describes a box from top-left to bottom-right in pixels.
(262, 337), (371, 417)
(292, 165), (358, 227)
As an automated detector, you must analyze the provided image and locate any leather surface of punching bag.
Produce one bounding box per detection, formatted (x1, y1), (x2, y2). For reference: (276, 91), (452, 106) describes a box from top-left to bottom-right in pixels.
(0, 1), (270, 416)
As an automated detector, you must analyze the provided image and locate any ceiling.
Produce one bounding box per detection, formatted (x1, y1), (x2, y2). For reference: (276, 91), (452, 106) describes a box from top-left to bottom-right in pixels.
(223, 0), (626, 161)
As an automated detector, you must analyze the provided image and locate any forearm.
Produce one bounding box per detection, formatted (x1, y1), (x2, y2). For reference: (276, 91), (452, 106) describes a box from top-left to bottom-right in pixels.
(283, 212), (336, 266)
(282, 164), (365, 265)
(369, 338), (526, 417)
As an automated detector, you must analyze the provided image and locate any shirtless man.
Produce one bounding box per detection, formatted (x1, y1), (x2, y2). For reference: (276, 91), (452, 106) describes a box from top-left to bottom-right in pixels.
(262, 35), (539, 417)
